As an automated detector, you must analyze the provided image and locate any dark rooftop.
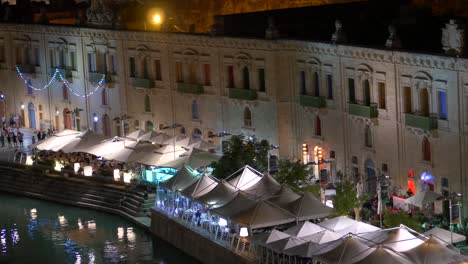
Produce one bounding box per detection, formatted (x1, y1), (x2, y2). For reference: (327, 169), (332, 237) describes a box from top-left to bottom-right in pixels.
(218, 0), (457, 55)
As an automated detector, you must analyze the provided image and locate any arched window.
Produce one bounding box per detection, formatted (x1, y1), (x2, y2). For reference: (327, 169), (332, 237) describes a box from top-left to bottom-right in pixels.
(145, 121), (154, 132)
(351, 156), (359, 182)
(242, 66), (250, 90)
(315, 116), (321, 136)
(422, 137), (431, 161)
(314, 72), (320, 97)
(144, 94), (151, 112)
(364, 80), (371, 106)
(192, 128), (202, 140)
(134, 120), (140, 128)
(192, 99), (199, 120)
(420, 89), (429, 116)
(365, 125), (372, 148)
(180, 127), (186, 135)
(244, 107), (252, 127)
(103, 114), (110, 137)
(101, 88), (107, 106)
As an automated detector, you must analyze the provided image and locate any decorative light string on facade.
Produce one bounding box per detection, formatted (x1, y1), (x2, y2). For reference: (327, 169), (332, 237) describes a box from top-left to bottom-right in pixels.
(15, 66), (107, 97)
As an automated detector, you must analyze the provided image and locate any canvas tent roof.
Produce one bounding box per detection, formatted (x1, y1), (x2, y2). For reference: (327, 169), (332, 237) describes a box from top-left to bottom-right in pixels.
(137, 131), (161, 142)
(405, 190), (442, 208)
(302, 230), (343, 244)
(337, 221), (381, 235)
(382, 227), (424, 252)
(55, 130), (105, 153)
(84, 137), (137, 157)
(404, 236), (468, 264)
(285, 237), (345, 258)
(151, 133), (173, 144)
(269, 185), (301, 208)
(163, 135), (190, 146)
(355, 229), (389, 246)
(252, 230), (290, 246)
(185, 148), (220, 169)
(349, 246), (413, 264)
(126, 130), (145, 140)
(316, 236), (372, 264)
(318, 216), (360, 232)
(180, 174), (218, 199)
(104, 141), (158, 162)
(196, 181), (238, 208)
(129, 145), (188, 166)
(423, 227), (466, 245)
(212, 192), (257, 217)
(231, 200), (296, 229)
(267, 237), (307, 253)
(242, 173), (281, 199)
(226, 166), (263, 191)
(160, 166), (200, 192)
(287, 192), (332, 221)
(35, 129), (81, 150)
(187, 139), (215, 151)
(283, 221), (325, 238)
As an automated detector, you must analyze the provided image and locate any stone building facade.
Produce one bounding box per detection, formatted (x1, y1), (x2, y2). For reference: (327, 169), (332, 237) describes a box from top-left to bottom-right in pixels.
(0, 22), (467, 217)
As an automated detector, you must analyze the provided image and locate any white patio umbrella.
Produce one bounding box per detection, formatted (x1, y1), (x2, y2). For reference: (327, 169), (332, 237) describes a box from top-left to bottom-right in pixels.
(318, 216), (360, 232)
(423, 227), (466, 245)
(336, 221), (381, 235)
(126, 129), (145, 140)
(284, 221), (325, 238)
(34, 129), (81, 150)
(302, 230), (343, 244)
(151, 133), (173, 144)
(137, 131), (160, 142)
(404, 235), (468, 264)
(129, 145), (188, 167)
(382, 227), (424, 252)
(54, 130), (105, 153)
(163, 135), (189, 146)
(187, 139), (215, 151)
(83, 137), (137, 157)
(349, 245), (413, 264)
(405, 190), (442, 208)
(252, 230), (290, 246)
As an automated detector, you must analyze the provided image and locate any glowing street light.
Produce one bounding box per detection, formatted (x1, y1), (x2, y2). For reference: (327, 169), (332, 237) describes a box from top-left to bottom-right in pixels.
(152, 14), (162, 25)
(147, 8), (164, 30)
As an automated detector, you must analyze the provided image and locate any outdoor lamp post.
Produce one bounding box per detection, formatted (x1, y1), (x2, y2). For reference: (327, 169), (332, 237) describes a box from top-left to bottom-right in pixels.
(216, 218), (228, 240)
(237, 227), (249, 252)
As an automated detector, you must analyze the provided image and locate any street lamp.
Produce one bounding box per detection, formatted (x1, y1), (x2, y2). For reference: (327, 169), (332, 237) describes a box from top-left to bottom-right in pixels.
(448, 192), (463, 244)
(146, 8), (164, 30)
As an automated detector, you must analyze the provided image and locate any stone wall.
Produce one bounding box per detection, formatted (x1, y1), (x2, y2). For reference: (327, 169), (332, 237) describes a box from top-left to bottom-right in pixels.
(150, 209), (253, 264)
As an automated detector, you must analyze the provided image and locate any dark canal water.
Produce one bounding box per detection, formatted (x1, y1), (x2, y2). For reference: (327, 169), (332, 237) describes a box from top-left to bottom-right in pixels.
(0, 193), (198, 264)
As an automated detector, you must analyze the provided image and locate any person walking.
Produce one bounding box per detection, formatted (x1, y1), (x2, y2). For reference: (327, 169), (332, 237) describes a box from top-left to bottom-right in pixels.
(12, 132), (17, 147)
(6, 132), (11, 147)
(18, 131), (23, 147)
(0, 131), (4, 147)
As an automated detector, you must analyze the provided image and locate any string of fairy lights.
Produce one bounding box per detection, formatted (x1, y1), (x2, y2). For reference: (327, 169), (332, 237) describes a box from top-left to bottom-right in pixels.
(15, 66), (107, 97)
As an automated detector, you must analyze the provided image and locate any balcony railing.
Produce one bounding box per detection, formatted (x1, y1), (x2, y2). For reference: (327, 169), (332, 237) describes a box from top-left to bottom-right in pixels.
(299, 95), (326, 108)
(228, 88), (257, 100)
(89, 71), (112, 84)
(50, 67), (73, 79)
(405, 113), (438, 130)
(132, 77), (154, 89)
(348, 102), (378, 118)
(177, 83), (204, 94)
(17, 64), (35, 74)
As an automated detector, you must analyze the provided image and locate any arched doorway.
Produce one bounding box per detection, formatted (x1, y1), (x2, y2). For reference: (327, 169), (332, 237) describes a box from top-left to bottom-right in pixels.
(145, 121), (154, 132)
(365, 159), (376, 193)
(102, 114), (110, 137)
(420, 89), (429, 116)
(313, 146), (323, 180)
(192, 128), (202, 140)
(364, 80), (371, 106)
(63, 108), (72, 129)
(28, 102), (36, 129)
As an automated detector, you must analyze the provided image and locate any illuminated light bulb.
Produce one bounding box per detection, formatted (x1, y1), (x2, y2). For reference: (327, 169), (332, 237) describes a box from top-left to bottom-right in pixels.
(239, 227), (248, 237)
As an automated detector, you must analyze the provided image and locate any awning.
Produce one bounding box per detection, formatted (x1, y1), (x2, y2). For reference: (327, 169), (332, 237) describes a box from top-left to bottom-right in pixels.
(315, 236), (372, 264)
(226, 165), (263, 190)
(160, 166), (200, 192)
(230, 200), (296, 229)
(404, 235), (468, 264)
(287, 192), (332, 221)
(283, 221), (325, 238)
(318, 216), (360, 232)
(35, 129), (81, 151)
(423, 227), (466, 245)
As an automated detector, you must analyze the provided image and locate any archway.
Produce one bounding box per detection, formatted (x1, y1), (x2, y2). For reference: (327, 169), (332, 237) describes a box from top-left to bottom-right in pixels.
(28, 102), (36, 129)
(63, 108), (72, 129)
(420, 89), (429, 116)
(102, 114), (110, 137)
(365, 159), (376, 193)
(192, 128), (202, 140)
(145, 121), (154, 132)
(364, 80), (371, 106)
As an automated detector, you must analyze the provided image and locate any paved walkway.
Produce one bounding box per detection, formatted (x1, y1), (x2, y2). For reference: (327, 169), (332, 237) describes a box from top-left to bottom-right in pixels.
(0, 128), (35, 161)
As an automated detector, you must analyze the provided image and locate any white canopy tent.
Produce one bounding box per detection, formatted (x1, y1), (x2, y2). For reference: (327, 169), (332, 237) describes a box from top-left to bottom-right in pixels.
(84, 137), (137, 157)
(211, 191), (257, 217)
(184, 148), (220, 169)
(269, 185), (301, 208)
(226, 165), (263, 191)
(34, 129), (81, 150)
(266, 236), (307, 253)
(287, 192), (333, 221)
(126, 130), (145, 140)
(187, 139), (215, 151)
(423, 227), (466, 245)
(129, 144), (189, 166)
(163, 135), (190, 147)
(136, 131), (161, 142)
(231, 200), (296, 229)
(242, 173), (282, 199)
(252, 230), (290, 246)
(336, 221), (381, 235)
(54, 130), (105, 153)
(381, 227), (424, 252)
(349, 245), (413, 264)
(283, 221), (325, 238)
(404, 236), (468, 264)
(315, 236), (372, 264)
(151, 133), (173, 144)
(180, 174), (218, 199)
(195, 181), (238, 208)
(318, 216), (360, 232)
(302, 230), (343, 244)
(160, 166), (200, 192)
(405, 190), (442, 208)
(103, 141), (158, 163)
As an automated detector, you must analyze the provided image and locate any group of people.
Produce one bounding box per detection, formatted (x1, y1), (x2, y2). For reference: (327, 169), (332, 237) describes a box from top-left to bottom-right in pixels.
(0, 126), (24, 148)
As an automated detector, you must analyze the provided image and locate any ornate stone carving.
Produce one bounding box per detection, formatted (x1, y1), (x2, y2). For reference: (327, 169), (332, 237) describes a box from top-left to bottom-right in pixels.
(442, 20), (464, 56)
(87, 0), (113, 28)
(331, 20), (346, 44)
(385, 25), (401, 49)
(265, 17), (279, 40)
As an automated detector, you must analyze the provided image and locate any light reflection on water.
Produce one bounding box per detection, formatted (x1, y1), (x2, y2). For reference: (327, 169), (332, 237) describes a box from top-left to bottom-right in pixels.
(0, 193), (198, 264)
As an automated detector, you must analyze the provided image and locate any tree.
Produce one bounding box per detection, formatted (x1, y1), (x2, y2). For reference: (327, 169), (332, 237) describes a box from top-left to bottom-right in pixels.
(210, 135), (269, 179)
(333, 180), (360, 217)
(274, 159), (308, 192)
